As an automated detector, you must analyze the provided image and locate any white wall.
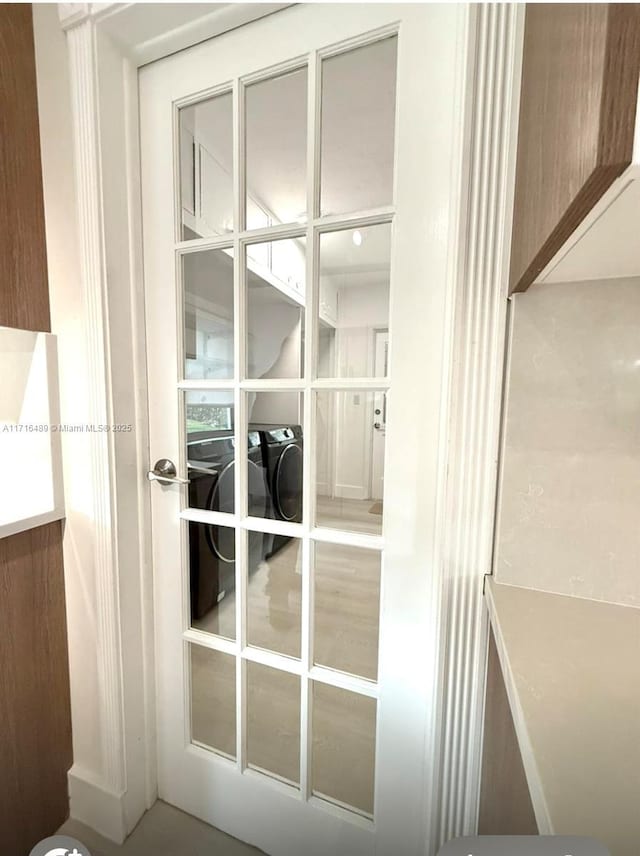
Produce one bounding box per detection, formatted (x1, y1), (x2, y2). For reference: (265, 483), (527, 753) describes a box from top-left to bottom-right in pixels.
(494, 277), (640, 607)
(248, 298), (302, 381)
(33, 1), (104, 779)
(34, 8), (154, 838)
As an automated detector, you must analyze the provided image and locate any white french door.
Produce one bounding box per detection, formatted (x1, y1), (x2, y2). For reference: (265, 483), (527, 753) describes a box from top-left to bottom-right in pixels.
(140, 5), (465, 855)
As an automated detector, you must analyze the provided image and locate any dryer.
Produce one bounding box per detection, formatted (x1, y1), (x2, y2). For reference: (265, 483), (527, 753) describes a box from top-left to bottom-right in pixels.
(187, 429), (270, 620)
(252, 424), (303, 556)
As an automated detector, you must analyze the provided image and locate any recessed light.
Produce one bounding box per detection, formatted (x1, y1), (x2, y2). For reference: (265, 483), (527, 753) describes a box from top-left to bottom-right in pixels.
(352, 230), (363, 246)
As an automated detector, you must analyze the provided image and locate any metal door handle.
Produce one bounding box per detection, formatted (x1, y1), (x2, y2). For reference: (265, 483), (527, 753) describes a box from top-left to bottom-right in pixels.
(148, 458), (189, 485)
(374, 422), (381, 430)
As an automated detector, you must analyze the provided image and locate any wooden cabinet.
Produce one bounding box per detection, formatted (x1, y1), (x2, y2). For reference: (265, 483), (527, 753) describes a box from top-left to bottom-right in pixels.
(509, 4), (640, 293)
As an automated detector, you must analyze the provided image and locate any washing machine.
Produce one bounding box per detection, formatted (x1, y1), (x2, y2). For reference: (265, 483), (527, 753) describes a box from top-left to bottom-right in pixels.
(252, 424), (303, 556)
(187, 429), (270, 620)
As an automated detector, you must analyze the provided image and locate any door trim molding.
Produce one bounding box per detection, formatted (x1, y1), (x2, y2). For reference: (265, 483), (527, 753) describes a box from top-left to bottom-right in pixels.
(434, 4), (524, 847)
(65, 18), (128, 841)
(54, 1), (522, 847)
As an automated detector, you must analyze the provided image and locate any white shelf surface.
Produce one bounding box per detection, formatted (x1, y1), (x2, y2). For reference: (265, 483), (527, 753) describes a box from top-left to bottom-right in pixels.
(0, 327), (64, 538)
(485, 577), (640, 856)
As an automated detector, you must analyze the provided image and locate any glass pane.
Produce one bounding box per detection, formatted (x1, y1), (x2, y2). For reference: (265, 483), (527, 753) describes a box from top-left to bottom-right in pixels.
(179, 93), (234, 240)
(183, 248), (234, 380)
(186, 389), (235, 513)
(314, 542), (380, 680)
(248, 535), (302, 658)
(315, 391), (384, 536)
(318, 224), (390, 379)
(247, 662), (300, 784)
(247, 238), (305, 380)
(190, 644), (236, 757)
(247, 393), (304, 524)
(321, 38), (397, 216)
(188, 522), (236, 640)
(312, 683), (376, 815)
(246, 68), (307, 227)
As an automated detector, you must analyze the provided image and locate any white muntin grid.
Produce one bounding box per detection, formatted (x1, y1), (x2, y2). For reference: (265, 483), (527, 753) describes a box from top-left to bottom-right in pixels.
(172, 27), (397, 821)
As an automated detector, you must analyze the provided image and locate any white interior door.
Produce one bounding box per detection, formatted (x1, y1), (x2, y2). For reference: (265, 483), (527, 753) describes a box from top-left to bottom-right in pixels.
(371, 331), (389, 502)
(140, 5), (464, 855)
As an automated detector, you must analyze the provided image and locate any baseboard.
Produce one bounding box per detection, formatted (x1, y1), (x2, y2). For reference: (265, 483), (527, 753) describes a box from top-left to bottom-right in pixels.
(68, 765), (128, 844)
(334, 483), (368, 501)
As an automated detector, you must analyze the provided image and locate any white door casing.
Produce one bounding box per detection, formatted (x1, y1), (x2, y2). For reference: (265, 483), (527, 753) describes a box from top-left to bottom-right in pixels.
(141, 5), (467, 854)
(43, 1), (523, 849)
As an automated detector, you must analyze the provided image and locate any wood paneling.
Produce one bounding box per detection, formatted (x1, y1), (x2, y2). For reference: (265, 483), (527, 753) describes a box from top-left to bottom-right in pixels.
(0, 4), (72, 852)
(509, 4), (640, 293)
(0, 523), (72, 853)
(0, 2), (50, 330)
(478, 630), (538, 835)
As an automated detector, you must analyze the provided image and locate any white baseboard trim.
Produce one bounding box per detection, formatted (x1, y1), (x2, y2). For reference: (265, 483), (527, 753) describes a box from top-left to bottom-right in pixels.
(68, 766), (128, 844)
(334, 483), (368, 501)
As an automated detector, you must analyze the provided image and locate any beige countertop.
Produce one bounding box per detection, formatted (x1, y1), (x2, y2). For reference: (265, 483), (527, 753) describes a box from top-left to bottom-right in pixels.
(484, 578), (640, 856)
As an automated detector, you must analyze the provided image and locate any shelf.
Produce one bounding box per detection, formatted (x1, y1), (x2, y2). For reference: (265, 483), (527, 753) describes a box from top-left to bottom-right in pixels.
(484, 577), (640, 856)
(0, 328), (64, 538)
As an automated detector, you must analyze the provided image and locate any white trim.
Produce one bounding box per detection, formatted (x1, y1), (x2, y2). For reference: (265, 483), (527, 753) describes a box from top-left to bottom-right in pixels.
(59, 3), (292, 65)
(66, 12), (127, 811)
(68, 767), (128, 844)
(334, 483), (368, 501)
(434, 4), (524, 848)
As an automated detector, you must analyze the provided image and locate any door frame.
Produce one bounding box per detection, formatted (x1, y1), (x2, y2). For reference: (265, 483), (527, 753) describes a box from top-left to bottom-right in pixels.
(53, 2), (523, 849)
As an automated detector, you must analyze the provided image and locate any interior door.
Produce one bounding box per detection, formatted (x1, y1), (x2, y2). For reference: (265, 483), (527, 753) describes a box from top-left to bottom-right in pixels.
(371, 331), (389, 502)
(140, 5), (463, 855)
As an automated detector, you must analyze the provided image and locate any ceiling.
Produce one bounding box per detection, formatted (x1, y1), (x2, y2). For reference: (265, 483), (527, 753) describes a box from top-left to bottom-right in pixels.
(320, 222), (391, 286)
(185, 35), (397, 279)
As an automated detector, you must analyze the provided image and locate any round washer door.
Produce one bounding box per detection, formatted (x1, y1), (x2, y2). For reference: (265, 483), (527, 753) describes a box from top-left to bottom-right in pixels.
(273, 442), (303, 522)
(205, 459), (269, 561)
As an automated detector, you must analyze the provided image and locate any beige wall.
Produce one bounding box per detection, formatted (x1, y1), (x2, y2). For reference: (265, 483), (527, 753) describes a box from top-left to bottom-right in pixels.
(494, 277), (640, 607)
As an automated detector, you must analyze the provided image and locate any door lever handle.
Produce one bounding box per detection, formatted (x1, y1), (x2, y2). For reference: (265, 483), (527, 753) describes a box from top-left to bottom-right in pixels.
(148, 458), (189, 485)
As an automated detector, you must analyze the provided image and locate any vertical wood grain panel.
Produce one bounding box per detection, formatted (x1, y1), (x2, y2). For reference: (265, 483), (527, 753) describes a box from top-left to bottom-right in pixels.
(0, 4), (72, 852)
(0, 523), (72, 852)
(478, 631), (538, 835)
(0, 3), (50, 330)
(509, 4), (640, 293)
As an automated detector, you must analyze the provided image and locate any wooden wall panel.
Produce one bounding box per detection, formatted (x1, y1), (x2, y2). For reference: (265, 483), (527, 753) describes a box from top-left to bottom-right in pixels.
(478, 630), (538, 835)
(0, 2), (50, 331)
(509, 4), (640, 293)
(0, 4), (72, 852)
(0, 523), (72, 853)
